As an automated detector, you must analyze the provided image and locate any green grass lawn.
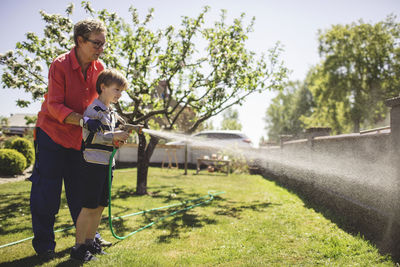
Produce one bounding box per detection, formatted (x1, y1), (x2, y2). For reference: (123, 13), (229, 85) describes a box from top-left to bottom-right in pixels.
(0, 168), (394, 266)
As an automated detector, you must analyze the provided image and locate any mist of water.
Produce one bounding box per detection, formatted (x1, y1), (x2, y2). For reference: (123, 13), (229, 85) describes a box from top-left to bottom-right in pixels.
(142, 128), (398, 218)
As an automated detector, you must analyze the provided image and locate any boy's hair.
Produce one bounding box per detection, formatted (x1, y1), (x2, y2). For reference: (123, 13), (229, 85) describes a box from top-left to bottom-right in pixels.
(96, 69), (128, 95)
(73, 19), (107, 46)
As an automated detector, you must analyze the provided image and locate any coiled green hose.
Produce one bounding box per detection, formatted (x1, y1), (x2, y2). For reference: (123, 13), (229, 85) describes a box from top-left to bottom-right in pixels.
(0, 148), (225, 249)
(107, 148), (225, 240)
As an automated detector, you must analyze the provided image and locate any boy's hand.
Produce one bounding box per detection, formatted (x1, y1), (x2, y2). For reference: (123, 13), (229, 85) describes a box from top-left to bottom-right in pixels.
(113, 130), (129, 147)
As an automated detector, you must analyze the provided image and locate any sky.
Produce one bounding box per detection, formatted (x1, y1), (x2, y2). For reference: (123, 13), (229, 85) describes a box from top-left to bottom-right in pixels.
(0, 0), (399, 146)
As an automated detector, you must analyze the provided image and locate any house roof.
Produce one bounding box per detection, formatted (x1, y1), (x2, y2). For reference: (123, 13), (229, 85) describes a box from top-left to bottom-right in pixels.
(7, 113), (36, 127)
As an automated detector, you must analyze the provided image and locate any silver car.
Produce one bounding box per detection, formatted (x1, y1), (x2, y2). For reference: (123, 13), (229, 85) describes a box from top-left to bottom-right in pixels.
(166, 130), (253, 148)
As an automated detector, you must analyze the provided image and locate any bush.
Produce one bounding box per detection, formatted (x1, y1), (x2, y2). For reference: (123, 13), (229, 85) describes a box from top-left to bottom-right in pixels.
(228, 154), (249, 174)
(217, 150), (249, 174)
(0, 149), (27, 175)
(10, 137), (35, 167)
(2, 135), (18, 149)
(23, 129), (35, 143)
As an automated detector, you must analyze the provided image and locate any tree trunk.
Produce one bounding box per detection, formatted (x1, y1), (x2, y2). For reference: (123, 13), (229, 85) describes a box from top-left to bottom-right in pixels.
(352, 107), (361, 133)
(353, 118), (360, 133)
(353, 89), (362, 133)
(136, 134), (159, 195)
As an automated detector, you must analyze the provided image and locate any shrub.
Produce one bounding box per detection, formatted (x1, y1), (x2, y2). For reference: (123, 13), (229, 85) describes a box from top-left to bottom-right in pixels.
(10, 137), (35, 167)
(217, 150), (249, 174)
(0, 149), (27, 175)
(228, 154), (249, 174)
(2, 135), (18, 149)
(23, 129), (35, 143)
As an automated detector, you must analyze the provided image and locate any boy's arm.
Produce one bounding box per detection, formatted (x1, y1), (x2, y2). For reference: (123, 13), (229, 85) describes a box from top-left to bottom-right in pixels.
(92, 130), (114, 145)
(83, 108), (114, 146)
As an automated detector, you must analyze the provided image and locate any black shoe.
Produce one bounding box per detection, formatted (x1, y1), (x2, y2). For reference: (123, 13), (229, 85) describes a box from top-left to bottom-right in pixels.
(88, 241), (107, 255)
(70, 245), (97, 262)
(38, 250), (56, 261)
(95, 236), (112, 247)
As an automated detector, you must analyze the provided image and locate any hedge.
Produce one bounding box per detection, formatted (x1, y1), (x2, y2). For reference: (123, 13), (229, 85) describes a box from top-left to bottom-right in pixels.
(10, 137), (35, 167)
(0, 149), (27, 175)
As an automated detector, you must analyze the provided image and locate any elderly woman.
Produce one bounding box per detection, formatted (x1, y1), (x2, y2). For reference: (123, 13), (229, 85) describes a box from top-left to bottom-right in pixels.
(29, 19), (111, 261)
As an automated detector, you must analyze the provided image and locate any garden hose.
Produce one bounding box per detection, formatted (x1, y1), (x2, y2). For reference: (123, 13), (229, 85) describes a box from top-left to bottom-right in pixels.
(0, 148), (225, 249)
(107, 148), (225, 240)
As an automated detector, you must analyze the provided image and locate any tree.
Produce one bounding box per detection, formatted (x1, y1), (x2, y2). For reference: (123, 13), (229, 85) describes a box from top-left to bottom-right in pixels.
(24, 115), (37, 126)
(264, 80), (313, 142)
(308, 15), (400, 133)
(202, 120), (215, 131)
(0, 116), (8, 127)
(300, 65), (352, 134)
(258, 136), (269, 147)
(0, 2), (287, 194)
(220, 107), (242, 130)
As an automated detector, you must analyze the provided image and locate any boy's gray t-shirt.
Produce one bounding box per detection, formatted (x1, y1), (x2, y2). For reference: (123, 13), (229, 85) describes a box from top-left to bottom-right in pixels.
(82, 98), (117, 166)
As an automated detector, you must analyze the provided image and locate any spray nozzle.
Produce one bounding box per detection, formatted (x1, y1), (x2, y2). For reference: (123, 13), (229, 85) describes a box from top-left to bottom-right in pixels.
(120, 123), (144, 134)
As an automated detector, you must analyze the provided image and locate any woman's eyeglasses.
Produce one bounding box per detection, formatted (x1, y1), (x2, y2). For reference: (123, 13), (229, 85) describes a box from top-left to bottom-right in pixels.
(84, 37), (107, 49)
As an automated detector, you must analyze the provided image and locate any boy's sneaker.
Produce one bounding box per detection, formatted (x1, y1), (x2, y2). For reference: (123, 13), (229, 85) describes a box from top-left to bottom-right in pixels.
(88, 241), (107, 255)
(70, 245), (97, 262)
(95, 236), (112, 247)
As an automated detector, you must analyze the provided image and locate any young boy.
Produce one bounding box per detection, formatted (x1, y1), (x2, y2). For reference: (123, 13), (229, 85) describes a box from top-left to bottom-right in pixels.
(71, 69), (130, 262)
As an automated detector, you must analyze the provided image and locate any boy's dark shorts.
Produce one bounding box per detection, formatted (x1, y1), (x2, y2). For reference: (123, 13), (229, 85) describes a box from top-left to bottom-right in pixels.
(81, 161), (113, 209)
